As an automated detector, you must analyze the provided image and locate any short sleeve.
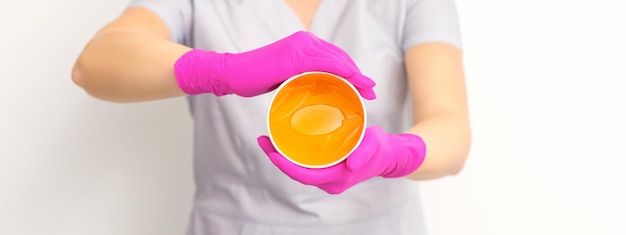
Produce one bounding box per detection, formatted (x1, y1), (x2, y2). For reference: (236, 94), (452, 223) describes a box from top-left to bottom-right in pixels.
(128, 0), (192, 44)
(402, 0), (462, 51)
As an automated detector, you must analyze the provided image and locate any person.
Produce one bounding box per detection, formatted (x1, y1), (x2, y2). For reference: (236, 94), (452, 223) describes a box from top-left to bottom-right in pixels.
(72, 0), (471, 234)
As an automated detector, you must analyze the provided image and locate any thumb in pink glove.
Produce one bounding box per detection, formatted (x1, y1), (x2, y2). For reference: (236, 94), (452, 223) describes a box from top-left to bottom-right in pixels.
(174, 31), (376, 99)
(257, 126), (427, 194)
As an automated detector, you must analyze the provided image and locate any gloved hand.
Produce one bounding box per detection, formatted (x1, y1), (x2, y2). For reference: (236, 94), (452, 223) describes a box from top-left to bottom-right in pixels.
(174, 31), (376, 99)
(257, 126), (427, 194)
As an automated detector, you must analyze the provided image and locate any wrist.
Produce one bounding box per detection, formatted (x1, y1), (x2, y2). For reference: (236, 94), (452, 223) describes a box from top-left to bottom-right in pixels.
(382, 133), (427, 178)
(174, 49), (232, 96)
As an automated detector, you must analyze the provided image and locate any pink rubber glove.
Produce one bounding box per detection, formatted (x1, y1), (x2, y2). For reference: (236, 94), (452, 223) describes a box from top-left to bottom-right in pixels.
(257, 126), (427, 194)
(174, 31), (376, 99)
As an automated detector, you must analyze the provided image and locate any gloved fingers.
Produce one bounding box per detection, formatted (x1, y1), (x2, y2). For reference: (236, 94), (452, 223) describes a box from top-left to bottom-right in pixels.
(305, 32), (358, 69)
(311, 39), (360, 71)
(318, 183), (349, 195)
(288, 31), (358, 77)
(266, 152), (347, 186)
(259, 82), (283, 96)
(297, 55), (356, 79)
(257, 136), (317, 183)
(295, 34), (377, 100)
(298, 56), (376, 100)
(351, 75), (377, 100)
(315, 38), (360, 69)
(334, 70), (376, 97)
(345, 127), (381, 172)
(257, 136), (278, 155)
(310, 37), (377, 98)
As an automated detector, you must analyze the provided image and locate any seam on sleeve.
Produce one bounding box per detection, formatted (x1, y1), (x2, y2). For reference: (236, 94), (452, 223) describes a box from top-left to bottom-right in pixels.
(402, 32), (463, 51)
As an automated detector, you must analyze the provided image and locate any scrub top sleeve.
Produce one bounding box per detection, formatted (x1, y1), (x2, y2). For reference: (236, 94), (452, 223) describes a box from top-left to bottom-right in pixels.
(402, 0), (463, 51)
(128, 0), (192, 44)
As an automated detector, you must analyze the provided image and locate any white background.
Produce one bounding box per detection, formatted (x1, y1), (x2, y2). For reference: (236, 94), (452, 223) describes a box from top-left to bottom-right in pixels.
(1, 0), (624, 234)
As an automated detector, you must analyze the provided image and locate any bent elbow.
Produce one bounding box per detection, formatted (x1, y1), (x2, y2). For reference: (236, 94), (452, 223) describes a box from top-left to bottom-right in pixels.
(448, 140), (472, 176)
(70, 56), (120, 102)
(71, 59), (100, 98)
(71, 43), (110, 100)
(71, 63), (85, 89)
(448, 159), (467, 176)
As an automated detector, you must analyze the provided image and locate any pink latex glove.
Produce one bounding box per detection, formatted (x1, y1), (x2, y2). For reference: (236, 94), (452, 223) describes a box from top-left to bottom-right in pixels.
(257, 126), (427, 194)
(174, 31), (376, 99)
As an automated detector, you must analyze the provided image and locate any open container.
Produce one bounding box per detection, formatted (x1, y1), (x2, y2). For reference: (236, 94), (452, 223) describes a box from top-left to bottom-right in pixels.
(267, 72), (367, 168)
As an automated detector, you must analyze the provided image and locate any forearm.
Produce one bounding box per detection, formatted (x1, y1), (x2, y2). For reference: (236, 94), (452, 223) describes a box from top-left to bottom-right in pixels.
(72, 30), (190, 102)
(404, 113), (471, 180)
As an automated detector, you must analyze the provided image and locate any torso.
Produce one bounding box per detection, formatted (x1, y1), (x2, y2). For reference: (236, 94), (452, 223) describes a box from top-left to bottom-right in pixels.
(185, 1), (424, 234)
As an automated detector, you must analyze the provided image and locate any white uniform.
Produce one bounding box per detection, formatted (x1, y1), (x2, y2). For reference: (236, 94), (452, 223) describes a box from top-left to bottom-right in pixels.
(128, 0), (462, 234)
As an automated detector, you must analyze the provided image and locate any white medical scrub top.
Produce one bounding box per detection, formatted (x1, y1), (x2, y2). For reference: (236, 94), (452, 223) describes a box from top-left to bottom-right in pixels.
(128, 0), (462, 234)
